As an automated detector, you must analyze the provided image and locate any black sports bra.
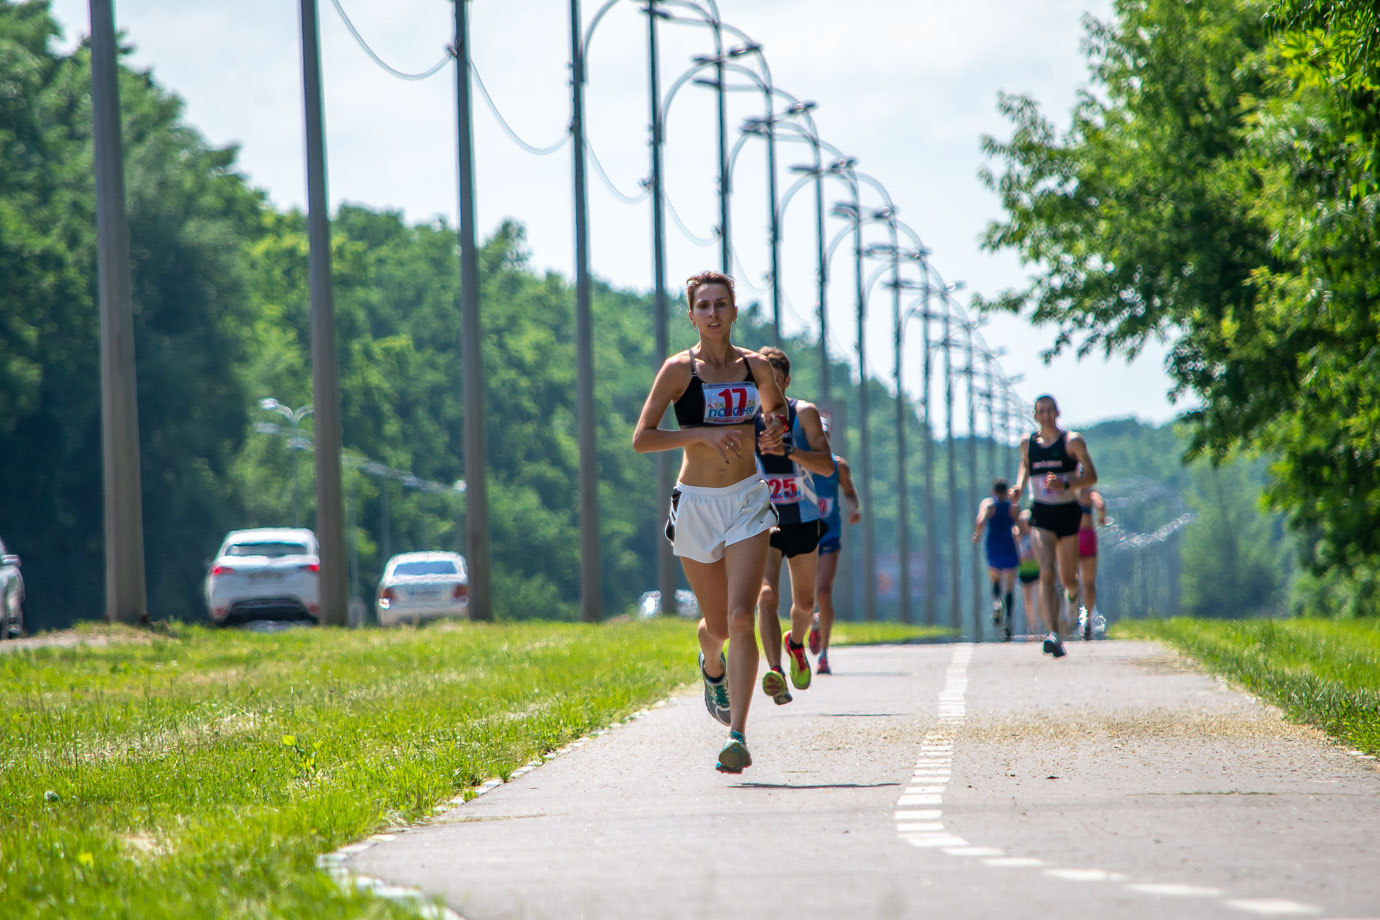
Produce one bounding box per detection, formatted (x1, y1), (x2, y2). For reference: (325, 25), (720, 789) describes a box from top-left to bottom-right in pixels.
(672, 349), (760, 428)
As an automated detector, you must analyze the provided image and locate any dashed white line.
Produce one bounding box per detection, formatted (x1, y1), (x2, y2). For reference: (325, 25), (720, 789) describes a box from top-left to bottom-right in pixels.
(1224, 900), (1324, 916)
(893, 642), (1333, 918)
(1124, 883), (1225, 898)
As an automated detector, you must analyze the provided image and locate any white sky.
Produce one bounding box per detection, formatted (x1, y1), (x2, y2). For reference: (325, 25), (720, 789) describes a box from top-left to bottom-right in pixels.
(49, 0), (1187, 430)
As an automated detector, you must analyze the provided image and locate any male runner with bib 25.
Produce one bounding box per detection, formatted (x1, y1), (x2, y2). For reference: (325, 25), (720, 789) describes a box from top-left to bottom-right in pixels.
(753, 347), (835, 704)
(633, 271), (787, 773)
(1012, 395), (1097, 658)
(809, 434), (861, 675)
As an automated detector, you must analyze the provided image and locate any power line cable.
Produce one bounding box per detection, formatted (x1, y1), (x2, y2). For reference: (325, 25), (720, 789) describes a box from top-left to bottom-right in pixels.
(662, 188), (716, 247)
(470, 60), (570, 156)
(329, 0), (451, 81)
(729, 241), (767, 294)
(586, 140), (650, 205)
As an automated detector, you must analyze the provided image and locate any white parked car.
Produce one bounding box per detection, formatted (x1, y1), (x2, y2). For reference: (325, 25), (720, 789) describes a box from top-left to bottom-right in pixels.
(0, 535), (25, 638)
(637, 589), (698, 619)
(205, 528), (320, 625)
(376, 552), (468, 627)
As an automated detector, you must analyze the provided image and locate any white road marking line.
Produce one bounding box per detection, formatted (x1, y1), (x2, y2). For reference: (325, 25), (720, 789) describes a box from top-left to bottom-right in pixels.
(1044, 868), (1130, 883)
(1223, 900), (1324, 916)
(895, 822), (946, 832)
(943, 847), (1005, 857)
(985, 857), (1044, 868)
(898, 794), (942, 806)
(904, 836), (969, 848)
(1124, 883), (1225, 898)
(894, 809), (942, 820)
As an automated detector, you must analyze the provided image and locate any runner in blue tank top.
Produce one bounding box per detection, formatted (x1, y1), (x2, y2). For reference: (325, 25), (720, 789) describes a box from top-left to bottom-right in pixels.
(753, 347), (835, 705)
(972, 478), (1020, 641)
(808, 429), (861, 674)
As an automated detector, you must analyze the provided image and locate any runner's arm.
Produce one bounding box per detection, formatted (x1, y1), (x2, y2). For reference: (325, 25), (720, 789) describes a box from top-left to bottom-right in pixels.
(972, 499), (994, 543)
(747, 351), (788, 455)
(1012, 440), (1031, 501)
(790, 402), (836, 475)
(1063, 433), (1098, 492)
(1091, 488), (1108, 525)
(836, 457), (863, 524)
(632, 356), (744, 461)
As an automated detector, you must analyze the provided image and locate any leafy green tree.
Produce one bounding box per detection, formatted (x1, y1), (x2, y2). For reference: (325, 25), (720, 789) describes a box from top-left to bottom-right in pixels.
(1180, 459), (1286, 617)
(0, 2), (261, 627)
(980, 0), (1380, 606)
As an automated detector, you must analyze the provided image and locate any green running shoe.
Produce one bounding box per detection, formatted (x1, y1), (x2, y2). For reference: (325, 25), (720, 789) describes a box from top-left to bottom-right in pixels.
(716, 730), (752, 773)
(700, 652), (731, 725)
(784, 633), (812, 690)
(761, 665), (792, 705)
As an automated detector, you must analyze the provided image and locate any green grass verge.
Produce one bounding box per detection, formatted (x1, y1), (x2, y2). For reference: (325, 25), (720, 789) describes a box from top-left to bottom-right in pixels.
(1117, 617), (1380, 756)
(0, 616), (935, 917)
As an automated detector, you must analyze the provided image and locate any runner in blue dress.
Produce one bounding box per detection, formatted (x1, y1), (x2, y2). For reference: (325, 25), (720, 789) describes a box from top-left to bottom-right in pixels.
(972, 478), (1020, 641)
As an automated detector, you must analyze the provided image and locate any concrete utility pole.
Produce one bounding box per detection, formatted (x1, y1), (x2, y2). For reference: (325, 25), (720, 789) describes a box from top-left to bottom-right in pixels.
(89, 0), (147, 626)
(646, 5), (678, 618)
(453, 0), (494, 621)
(298, 0), (347, 626)
(570, 0), (603, 621)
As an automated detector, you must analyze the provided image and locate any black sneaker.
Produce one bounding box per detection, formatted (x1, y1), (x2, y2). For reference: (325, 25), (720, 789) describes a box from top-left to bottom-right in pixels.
(1042, 632), (1067, 658)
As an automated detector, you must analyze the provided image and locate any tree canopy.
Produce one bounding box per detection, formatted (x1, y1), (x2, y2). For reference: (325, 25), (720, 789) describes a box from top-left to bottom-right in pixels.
(980, 0), (1380, 591)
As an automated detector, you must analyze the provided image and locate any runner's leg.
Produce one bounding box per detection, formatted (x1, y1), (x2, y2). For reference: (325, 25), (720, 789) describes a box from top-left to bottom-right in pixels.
(722, 533), (769, 732)
(686, 558), (728, 681)
(757, 547), (785, 672)
(814, 550), (841, 650)
(785, 549), (818, 648)
(1055, 534), (1082, 634)
(1032, 526), (1058, 636)
(1078, 551), (1098, 614)
(685, 539), (765, 735)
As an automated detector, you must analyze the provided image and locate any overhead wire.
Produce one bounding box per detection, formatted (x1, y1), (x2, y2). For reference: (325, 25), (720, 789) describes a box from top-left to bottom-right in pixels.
(661, 187), (716, 247)
(470, 61), (571, 156)
(329, 0), (451, 81)
(586, 141), (650, 204)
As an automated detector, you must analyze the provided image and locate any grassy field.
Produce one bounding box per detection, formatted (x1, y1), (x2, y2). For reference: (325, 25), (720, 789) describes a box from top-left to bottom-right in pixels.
(1118, 617), (1380, 756)
(0, 617), (937, 918)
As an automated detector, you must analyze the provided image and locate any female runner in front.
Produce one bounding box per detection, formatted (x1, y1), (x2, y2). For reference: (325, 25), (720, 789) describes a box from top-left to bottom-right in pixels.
(632, 271), (787, 773)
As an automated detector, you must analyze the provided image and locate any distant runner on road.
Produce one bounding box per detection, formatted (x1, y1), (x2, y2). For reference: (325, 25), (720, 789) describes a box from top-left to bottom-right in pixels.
(632, 270), (788, 773)
(753, 347), (835, 704)
(973, 478), (1019, 642)
(1076, 485), (1108, 640)
(1014, 509), (1041, 638)
(1013, 394), (1098, 658)
(809, 437), (861, 675)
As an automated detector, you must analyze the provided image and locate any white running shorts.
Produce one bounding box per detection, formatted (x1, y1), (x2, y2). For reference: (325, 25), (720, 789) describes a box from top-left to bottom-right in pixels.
(665, 475), (777, 564)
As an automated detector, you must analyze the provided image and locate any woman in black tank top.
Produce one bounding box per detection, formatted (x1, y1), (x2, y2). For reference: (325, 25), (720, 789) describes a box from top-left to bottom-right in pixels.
(1012, 394), (1098, 658)
(632, 270), (788, 774)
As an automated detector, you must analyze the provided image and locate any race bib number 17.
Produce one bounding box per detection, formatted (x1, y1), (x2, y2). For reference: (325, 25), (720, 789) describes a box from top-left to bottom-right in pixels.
(702, 384), (758, 423)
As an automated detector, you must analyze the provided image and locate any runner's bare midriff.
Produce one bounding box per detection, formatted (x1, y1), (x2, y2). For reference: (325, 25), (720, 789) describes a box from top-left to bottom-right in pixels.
(678, 422), (760, 488)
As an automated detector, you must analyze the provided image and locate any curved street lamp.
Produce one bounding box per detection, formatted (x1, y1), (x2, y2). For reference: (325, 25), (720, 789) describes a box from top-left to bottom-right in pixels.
(258, 397), (314, 527)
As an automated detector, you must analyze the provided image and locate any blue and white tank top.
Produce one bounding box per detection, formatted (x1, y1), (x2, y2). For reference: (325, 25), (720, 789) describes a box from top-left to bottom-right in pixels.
(754, 399), (821, 525)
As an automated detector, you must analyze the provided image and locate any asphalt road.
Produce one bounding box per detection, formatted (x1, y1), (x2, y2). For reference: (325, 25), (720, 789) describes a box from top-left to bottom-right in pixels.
(341, 639), (1380, 920)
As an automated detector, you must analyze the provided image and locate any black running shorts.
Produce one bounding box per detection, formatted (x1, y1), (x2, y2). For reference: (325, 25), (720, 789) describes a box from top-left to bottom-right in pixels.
(1030, 501), (1082, 539)
(770, 519), (826, 559)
